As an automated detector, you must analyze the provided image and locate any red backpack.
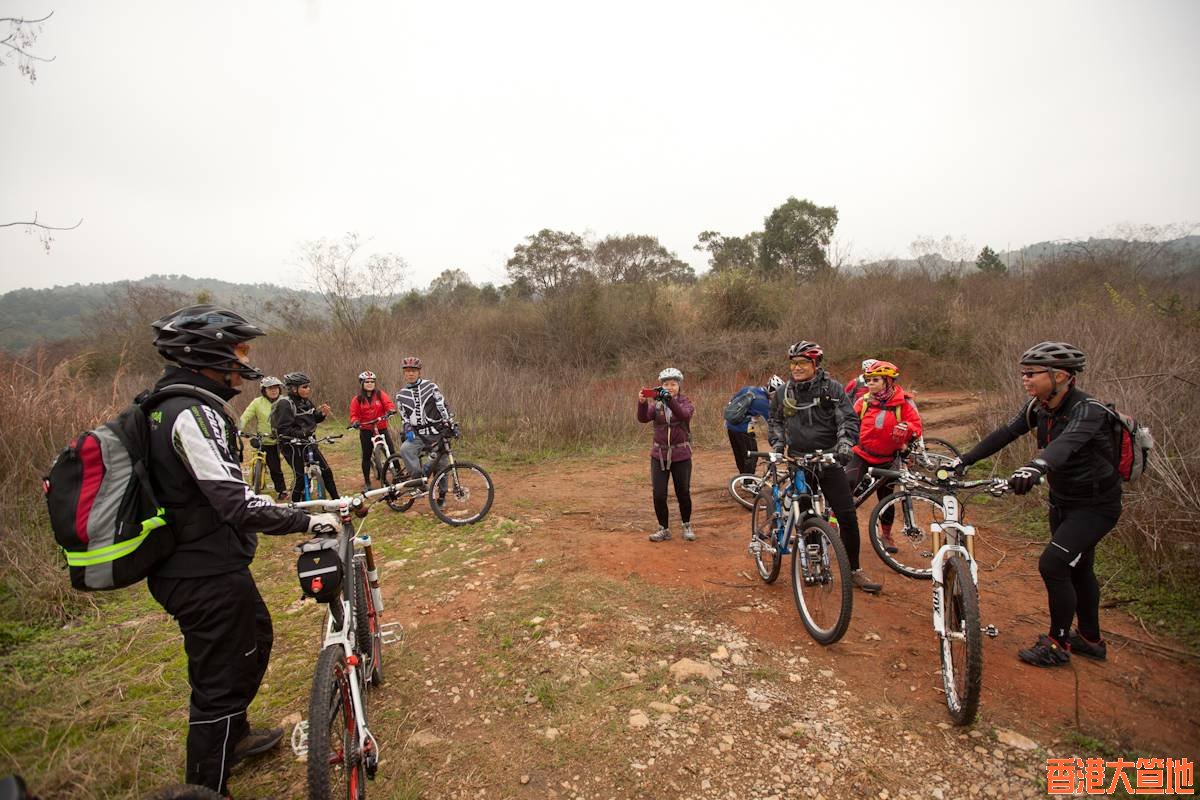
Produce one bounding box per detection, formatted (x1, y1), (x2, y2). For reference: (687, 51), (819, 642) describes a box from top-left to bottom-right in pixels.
(1026, 397), (1153, 483)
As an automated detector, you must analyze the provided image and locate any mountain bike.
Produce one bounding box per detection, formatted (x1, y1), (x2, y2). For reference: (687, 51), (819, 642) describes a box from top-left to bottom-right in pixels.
(281, 434), (344, 501)
(729, 435), (961, 511)
(866, 465), (1012, 725)
(350, 414), (406, 509)
(240, 433), (269, 495)
(747, 449), (853, 645)
(389, 425), (494, 525)
(290, 485), (413, 799)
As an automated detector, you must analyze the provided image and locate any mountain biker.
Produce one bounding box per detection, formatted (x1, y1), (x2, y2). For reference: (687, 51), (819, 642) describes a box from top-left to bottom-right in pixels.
(638, 367), (696, 542)
(146, 305), (339, 795)
(843, 360), (923, 554)
(349, 370), (397, 492)
(953, 342), (1119, 667)
(845, 358), (879, 403)
(238, 375), (286, 499)
(725, 375), (785, 476)
(768, 341), (881, 593)
(272, 372), (341, 502)
(395, 356), (457, 482)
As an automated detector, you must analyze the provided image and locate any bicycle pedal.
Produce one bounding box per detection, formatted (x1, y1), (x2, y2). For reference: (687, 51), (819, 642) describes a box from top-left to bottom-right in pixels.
(380, 622), (405, 645)
(981, 624), (999, 638)
(291, 719), (309, 758)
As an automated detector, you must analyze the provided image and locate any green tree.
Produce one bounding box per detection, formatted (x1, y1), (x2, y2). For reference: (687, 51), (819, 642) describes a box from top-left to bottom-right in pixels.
(592, 234), (695, 284)
(505, 229), (591, 294)
(759, 197), (838, 278)
(975, 245), (1007, 274)
(694, 231), (761, 272)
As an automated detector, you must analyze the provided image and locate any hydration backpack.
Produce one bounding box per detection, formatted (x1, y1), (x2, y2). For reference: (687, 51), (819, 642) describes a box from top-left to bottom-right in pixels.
(1025, 397), (1154, 484)
(723, 390), (755, 426)
(43, 385), (226, 591)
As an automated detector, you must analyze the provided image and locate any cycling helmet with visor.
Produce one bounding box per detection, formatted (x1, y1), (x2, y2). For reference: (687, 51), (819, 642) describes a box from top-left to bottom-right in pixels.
(788, 341), (824, 365)
(151, 304), (265, 380)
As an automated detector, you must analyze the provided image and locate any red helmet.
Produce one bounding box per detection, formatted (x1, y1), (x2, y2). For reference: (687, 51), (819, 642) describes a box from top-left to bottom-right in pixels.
(358, 370), (377, 383)
(863, 360), (899, 379)
(788, 341), (824, 364)
(401, 356), (422, 370)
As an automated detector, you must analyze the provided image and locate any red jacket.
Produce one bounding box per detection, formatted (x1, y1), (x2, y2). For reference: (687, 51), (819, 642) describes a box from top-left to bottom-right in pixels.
(845, 376), (869, 403)
(852, 386), (923, 464)
(350, 391), (396, 432)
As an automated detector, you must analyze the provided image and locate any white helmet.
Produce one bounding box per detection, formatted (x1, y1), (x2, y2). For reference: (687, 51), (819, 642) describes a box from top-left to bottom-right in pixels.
(658, 367), (683, 382)
(861, 358), (879, 374)
(767, 374), (785, 392)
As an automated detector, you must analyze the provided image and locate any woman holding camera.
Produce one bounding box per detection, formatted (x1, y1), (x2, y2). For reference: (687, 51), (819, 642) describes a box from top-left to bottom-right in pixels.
(637, 367), (695, 542)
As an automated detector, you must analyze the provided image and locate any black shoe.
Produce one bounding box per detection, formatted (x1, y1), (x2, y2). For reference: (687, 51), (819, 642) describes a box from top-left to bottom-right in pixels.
(1018, 634), (1071, 667)
(230, 727), (283, 765)
(1068, 630), (1107, 661)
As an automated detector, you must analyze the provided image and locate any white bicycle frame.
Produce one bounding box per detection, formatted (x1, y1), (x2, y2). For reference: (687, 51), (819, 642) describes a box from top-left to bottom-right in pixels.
(927, 493), (978, 638)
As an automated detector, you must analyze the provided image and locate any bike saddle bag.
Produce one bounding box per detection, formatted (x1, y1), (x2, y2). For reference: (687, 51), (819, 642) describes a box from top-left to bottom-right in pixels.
(296, 537), (342, 602)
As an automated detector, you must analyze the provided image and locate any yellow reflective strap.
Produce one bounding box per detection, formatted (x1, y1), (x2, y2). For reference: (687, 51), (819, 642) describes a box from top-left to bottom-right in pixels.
(63, 510), (166, 567)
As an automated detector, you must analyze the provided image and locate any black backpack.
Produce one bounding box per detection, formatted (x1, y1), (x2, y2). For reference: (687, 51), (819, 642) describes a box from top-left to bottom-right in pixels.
(43, 385), (227, 591)
(723, 390), (755, 426)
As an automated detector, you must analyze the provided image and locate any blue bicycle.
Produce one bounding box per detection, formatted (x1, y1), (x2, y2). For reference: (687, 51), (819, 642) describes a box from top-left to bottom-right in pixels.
(747, 449), (854, 645)
(281, 434), (344, 501)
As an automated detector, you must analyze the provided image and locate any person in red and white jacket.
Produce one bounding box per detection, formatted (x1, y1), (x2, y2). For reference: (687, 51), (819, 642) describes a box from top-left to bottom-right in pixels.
(349, 370), (397, 491)
(844, 358), (879, 403)
(843, 360), (923, 554)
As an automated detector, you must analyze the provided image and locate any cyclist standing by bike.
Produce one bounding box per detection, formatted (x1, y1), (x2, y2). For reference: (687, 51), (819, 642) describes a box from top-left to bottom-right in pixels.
(349, 370), (397, 492)
(953, 342), (1119, 667)
(768, 341), (881, 593)
(395, 356), (456, 482)
(638, 367), (696, 542)
(725, 375), (784, 476)
(843, 360), (923, 554)
(272, 372), (341, 502)
(146, 305), (339, 795)
(238, 375), (287, 499)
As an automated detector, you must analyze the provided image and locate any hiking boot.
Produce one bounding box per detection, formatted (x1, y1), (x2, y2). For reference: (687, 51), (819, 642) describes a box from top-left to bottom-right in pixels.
(648, 527), (671, 542)
(879, 523), (898, 554)
(852, 569), (881, 594)
(231, 727), (283, 765)
(682, 523), (696, 541)
(1018, 634), (1071, 667)
(1068, 630), (1108, 661)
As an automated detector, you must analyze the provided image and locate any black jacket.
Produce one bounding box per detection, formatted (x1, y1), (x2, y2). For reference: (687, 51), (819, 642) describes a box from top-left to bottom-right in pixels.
(147, 367), (310, 578)
(767, 369), (860, 453)
(962, 386), (1121, 505)
(271, 393), (326, 440)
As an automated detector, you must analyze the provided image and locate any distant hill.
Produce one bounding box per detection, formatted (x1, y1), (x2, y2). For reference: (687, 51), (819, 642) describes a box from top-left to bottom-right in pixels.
(0, 275), (325, 352)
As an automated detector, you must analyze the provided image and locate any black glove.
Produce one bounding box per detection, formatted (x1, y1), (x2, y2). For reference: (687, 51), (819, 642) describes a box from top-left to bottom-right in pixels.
(350, 422), (361, 429)
(835, 440), (853, 466)
(1008, 461), (1047, 495)
(950, 457), (967, 477)
(450, 422), (462, 438)
(656, 387), (671, 403)
(772, 443), (785, 454)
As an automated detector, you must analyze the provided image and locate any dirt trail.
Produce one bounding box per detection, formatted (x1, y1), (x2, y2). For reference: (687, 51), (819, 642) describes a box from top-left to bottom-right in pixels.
(485, 391), (1199, 760)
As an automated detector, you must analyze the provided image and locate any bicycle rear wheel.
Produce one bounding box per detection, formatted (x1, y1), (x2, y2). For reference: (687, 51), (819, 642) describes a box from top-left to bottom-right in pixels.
(307, 645), (366, 800)
(429, 461), (494, 525)
(729, 473), (762, 511)
(381, 456), (415, 512)
(868, 491), (940, 579)
(749, 491), (782, 583)
(353, 559), (384, 687)
(791, 517), (853, 645)
(939, 554), (982, 725)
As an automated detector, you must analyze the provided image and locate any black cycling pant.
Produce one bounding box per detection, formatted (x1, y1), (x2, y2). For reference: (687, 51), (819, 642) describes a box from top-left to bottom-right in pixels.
(263, 443), (286, 494)
(358, 428), (397, 482)
(651, 458), (692, 528)
(813, 465), (864, 571)
(727, 428), (758, 475)
(1040, 500), (1120, 643)
(148, 568), (272, 795)
(285, 443), (339, 502)
(843, 454), (898, 527)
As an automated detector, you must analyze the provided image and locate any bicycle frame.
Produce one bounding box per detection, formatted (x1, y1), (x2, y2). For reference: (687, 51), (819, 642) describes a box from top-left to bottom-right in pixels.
(754, 451), (836, 571)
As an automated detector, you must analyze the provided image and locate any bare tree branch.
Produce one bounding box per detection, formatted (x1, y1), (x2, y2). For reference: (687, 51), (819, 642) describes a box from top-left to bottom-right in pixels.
(0, 213), (83, 231)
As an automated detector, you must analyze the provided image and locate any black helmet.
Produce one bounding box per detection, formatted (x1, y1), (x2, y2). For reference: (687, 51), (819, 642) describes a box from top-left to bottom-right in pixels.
(1019, 341), (1086, 373)
(151, 304), (264, 379)
(283, 372), (311, 387)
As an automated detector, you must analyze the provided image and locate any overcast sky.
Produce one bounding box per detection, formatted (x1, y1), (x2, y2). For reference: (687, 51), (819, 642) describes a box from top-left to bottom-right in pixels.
(1, 0), (1197, 294)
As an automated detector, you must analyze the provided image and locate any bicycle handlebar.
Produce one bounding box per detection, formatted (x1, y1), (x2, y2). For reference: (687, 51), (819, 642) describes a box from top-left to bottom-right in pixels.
(349, 412), (397, 429)
(868, 466), (1012, 495)
(747, 449), (838, 466)
(288, 479), (425, 513)
(279, 434), (344, 446)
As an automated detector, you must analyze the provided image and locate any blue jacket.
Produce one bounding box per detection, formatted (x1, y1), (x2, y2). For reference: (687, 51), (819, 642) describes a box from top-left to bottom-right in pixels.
(726, 386), (770, 433)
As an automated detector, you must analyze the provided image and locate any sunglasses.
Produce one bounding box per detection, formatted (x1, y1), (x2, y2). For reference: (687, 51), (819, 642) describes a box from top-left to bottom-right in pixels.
(1019, 370), (1049, 379)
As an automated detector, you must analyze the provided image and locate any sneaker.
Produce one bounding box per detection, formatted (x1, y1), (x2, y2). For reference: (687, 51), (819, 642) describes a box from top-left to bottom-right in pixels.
(879, 524), (898, 555)
(682, 523), (696, 541)
(1018, 634), (1071, 667)
(852, 569), (881, 594)
(231, 726), (283, 765)
(648, 527), (671, 542)
(1068, 630), (1107, 661)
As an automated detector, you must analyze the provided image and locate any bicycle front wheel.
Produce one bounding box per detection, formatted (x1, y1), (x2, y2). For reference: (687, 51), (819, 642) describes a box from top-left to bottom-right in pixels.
(749, 491), (782, 583)
(429, 461), (494, 525)
(250, 459), (265, 495)
(307, 645), (366, 800)
(909, 437), (961, 472)
(939, 554), (982, 725)
(371, 447), (387, 486)
(353, 559), (384, 688)
(729, 473), (762, 511)
(791, 517), (853, 645)
(868, 491), (940, 579)
(307, 469), (326, 502)
(381, 456), (415, 512)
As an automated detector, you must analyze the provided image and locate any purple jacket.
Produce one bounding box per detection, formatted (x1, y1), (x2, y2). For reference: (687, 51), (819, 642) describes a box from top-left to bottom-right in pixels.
(637, 393), (694, 463)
